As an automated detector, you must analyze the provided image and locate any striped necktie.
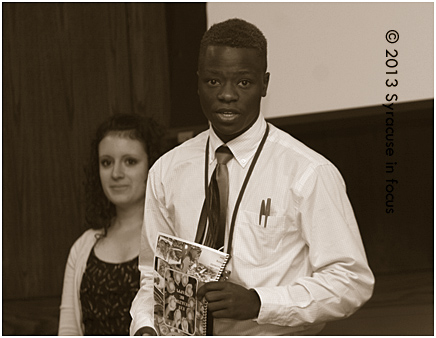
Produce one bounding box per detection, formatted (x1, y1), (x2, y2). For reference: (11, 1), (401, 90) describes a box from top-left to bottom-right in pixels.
(204, 145), (233, 250)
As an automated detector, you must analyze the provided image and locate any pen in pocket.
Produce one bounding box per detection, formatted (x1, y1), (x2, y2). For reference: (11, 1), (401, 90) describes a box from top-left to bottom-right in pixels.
(264, 198), (271, 228)
(259, 198), (271, 227)
(259, 199), (265, 226)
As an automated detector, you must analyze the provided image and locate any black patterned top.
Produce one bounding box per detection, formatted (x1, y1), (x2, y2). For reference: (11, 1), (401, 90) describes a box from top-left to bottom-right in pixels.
(80, 248), (140, 335)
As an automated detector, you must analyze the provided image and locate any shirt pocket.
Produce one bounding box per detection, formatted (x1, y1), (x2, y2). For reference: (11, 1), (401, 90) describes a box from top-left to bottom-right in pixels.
(232, 210), (292, 267)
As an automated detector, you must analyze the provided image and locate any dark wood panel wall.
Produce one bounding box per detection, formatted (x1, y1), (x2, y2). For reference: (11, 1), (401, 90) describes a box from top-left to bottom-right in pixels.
(164, 3), (208, 129)
(3, 3), (171, 299)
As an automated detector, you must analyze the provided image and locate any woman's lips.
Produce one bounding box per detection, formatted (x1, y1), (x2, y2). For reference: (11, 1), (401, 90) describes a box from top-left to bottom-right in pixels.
(110, 185), (129, 191)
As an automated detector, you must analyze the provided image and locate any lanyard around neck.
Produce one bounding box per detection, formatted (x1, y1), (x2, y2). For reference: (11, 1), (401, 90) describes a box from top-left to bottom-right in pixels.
(197, 124), (270, 256)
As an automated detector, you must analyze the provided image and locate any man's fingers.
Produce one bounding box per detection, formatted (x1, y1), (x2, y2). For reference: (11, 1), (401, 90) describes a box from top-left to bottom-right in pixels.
(197, 282), (260, 321)
(204, 290), (227, 302)
(209, 308), (230, 318)
(197, 281), (226, 298)
(206, 298), (228, 311)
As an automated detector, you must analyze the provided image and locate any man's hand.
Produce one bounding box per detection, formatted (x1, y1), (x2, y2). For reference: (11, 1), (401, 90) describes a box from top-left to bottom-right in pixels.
(197, 281), (261, 320)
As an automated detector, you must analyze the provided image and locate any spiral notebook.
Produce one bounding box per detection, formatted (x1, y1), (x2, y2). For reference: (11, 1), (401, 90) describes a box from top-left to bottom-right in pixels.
(153, 232), (230, 336)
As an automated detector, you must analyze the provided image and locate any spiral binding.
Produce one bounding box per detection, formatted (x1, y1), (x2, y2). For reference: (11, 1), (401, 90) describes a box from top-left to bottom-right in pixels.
(202, 255), (229, 335)
(201, 300), (208, 336)
(216, 255), (230, 281)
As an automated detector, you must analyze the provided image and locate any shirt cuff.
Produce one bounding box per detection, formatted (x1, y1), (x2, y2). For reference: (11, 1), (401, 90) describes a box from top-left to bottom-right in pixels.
(252, 285), (313, 326)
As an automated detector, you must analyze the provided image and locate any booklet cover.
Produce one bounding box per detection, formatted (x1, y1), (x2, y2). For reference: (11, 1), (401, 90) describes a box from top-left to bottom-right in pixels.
(153, 233), (230, 336)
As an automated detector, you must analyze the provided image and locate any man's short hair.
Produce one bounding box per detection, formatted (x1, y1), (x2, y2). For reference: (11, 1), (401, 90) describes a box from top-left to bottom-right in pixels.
(198, 18), (268, 71)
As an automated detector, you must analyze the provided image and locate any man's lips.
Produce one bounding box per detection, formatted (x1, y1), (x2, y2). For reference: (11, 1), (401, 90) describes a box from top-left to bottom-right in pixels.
(214, 109), (241, 121)
(216, 108), (240, 115)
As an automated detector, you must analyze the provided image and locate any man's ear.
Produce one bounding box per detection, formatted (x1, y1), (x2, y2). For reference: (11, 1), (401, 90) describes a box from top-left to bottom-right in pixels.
(262, 72), (270, 97)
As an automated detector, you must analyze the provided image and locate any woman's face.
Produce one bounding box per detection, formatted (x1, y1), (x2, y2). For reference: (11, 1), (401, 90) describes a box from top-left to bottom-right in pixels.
(99, 133), (149, 210)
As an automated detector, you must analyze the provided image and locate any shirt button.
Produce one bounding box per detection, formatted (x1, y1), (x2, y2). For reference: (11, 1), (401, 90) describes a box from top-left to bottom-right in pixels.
(241, 159), (247, 164)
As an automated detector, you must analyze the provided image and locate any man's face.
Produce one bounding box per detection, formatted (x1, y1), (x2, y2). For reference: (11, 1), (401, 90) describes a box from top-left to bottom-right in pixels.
(197, 46), (270, 143)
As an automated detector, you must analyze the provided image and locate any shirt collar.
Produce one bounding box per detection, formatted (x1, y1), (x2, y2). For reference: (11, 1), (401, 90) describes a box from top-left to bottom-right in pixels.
(208, 113), (267, 168)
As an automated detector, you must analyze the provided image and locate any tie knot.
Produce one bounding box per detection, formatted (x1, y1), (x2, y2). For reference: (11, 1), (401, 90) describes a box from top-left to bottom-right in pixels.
(216, 146), (233, 165)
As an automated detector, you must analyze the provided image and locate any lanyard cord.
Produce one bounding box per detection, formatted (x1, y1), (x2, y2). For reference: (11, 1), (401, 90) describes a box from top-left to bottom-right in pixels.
(199, 124), (270, 257)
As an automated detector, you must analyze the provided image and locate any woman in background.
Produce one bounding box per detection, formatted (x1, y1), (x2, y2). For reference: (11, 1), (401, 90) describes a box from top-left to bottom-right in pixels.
(58, 113), (164, 335)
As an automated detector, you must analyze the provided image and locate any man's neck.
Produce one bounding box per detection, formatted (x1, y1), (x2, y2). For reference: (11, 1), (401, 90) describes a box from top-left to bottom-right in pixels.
(212, 114), (261, 144)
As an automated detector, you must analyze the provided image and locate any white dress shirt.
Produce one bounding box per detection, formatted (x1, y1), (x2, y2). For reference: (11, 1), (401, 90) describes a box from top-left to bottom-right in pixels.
(130, 113), (374, 336)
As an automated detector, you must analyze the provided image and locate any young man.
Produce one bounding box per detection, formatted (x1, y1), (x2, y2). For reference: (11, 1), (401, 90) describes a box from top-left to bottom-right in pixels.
(130, 18), (374, 336)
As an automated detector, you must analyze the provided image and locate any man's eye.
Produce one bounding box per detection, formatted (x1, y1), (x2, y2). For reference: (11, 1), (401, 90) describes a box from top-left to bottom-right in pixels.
(208, 79), (219, 86)
(238, 80), (250, 87)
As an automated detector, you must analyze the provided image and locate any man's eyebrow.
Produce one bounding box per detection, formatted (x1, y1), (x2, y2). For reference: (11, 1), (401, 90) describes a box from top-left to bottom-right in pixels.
(202, 69), (256, 75)
(202, 69), (221, 75)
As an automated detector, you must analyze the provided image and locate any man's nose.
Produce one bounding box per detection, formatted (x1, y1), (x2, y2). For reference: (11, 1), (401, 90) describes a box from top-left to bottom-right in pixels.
(217, 83), (238, 102)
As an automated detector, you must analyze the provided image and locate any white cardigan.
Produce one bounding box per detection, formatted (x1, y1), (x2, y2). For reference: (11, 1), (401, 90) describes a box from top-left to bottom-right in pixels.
(58, 228), (102, 335)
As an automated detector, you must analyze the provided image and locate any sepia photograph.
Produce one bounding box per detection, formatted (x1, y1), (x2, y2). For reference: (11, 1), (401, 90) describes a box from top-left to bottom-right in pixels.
(3, 2), (433, 335)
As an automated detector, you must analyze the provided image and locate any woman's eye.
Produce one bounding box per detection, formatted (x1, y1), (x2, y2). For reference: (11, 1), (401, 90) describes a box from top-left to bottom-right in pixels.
(126, 158), (137, 165)
(100, 159), (111, 167)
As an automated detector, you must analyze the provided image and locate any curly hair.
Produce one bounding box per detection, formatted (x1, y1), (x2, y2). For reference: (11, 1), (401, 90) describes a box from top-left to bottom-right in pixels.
(198, 18), (268, 71)
(84, 113), (165, 236)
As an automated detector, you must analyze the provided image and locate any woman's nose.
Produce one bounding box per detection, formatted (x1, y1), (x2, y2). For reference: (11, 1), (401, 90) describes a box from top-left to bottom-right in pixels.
(111, 162), (124, 179)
